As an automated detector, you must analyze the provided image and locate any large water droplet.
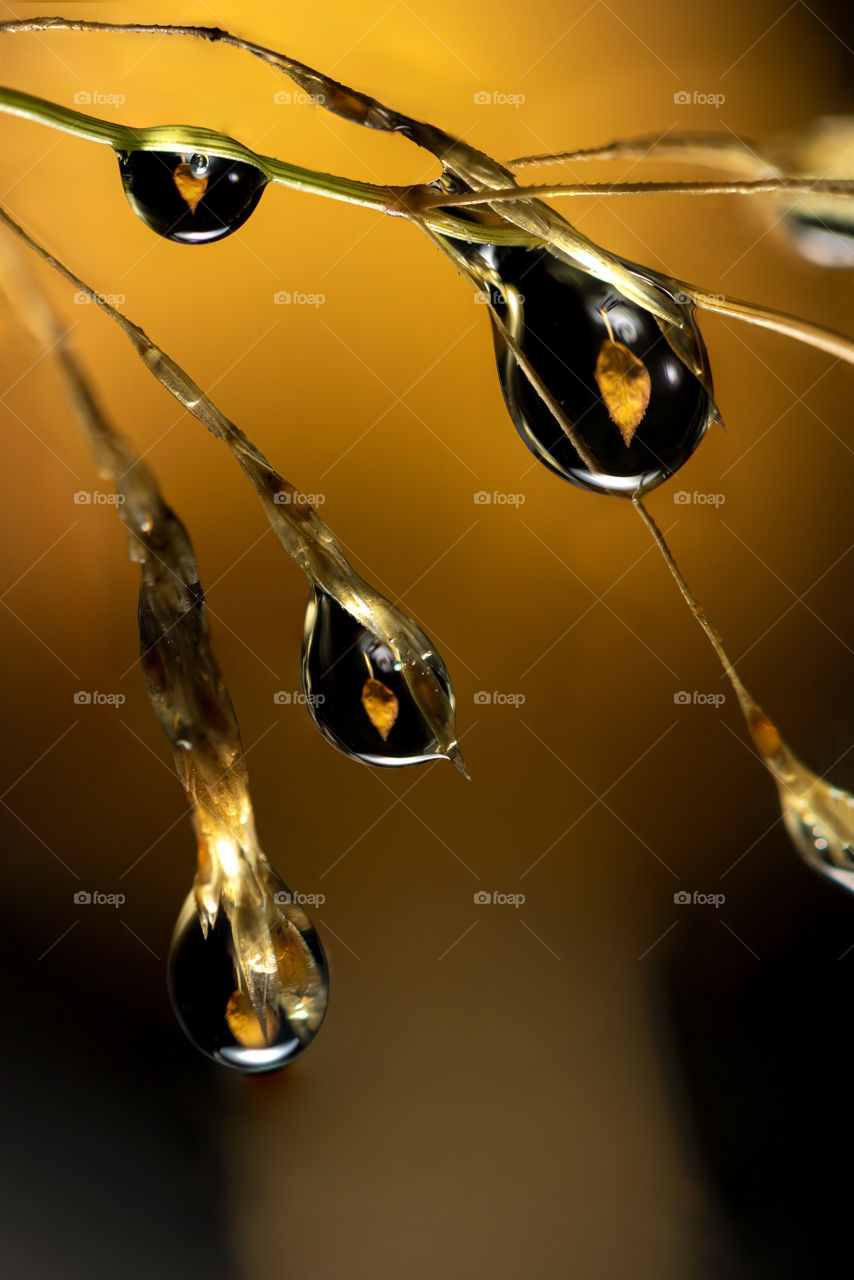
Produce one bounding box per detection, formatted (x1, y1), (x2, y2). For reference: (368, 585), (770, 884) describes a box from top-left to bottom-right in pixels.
(469, 243), (716, 496)
(301, 587), (457, 767)
(117, 150), (267, 244)
(168, 878), (328, 1073)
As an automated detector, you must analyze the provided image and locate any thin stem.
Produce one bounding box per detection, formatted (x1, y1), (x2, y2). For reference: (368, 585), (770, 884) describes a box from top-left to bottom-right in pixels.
(634, 498), (854, 896)
(0, 202), (466, 773)
(6, 22), (850, 381)
(0, 16), (699, 336)
(413, 214), (602, 474)
(678, 286), (854, 366)
(632, 496), (759, 725)
(417, 178), (854, 207)
(0, 85), (537, 246)
(0, 235), (270, 912)
(506, 135), (775, 177)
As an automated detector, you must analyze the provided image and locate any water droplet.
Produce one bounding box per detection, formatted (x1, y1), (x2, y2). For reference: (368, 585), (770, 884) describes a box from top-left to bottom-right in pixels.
(168, 877), (328, 1073)
(117, 150), (267, 244)
(189, 153), (210, 178)
(750, 712), (854, 893)
(301, 587), (458, 767)
(767, 117), (854, 269)
(469, 244), (716, 496)
(782, 210), (854, 268)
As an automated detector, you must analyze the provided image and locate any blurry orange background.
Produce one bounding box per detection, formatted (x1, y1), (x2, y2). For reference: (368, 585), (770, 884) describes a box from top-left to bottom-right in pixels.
(1, 2), (853, 1277)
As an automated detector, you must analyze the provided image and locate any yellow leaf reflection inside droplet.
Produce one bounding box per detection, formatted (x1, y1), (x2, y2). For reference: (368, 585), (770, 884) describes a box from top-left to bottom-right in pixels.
(361, 677), (399, 741)
(173, 163), (208, 214)
(594, 311), (652, 445)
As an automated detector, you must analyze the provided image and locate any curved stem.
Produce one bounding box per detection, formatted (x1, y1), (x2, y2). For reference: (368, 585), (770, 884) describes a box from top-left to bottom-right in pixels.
(0, 83), (405, 212)
(0, 84), (537, 246)
(0, 201), (467, 774)
(632, 498), (759, 725)
(7, 22), (849, 377)
(0, 16), (702, 338)
(507, 135), (776, 177)
(412, 214), (602, 475)
(0, 83), (126, 145)
(418, 177), (854, 207)
(635, 495), (854, 896)
(678, 285), (854, 366)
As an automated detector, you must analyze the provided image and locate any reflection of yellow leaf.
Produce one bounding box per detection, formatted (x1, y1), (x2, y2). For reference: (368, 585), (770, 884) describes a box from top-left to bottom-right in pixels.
(225, 990), (278, 1047)
(594, 334), (652, 447)
(173, 163), (208, 214)
(361, 677), (399, 741)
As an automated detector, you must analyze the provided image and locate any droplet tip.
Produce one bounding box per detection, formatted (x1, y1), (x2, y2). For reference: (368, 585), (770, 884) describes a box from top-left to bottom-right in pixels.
(446, 743), (471, 780)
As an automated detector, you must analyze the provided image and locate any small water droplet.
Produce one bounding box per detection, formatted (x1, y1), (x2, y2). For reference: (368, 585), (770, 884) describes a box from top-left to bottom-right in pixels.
(467, 243), (716, 495)
(747, 713), (854, 894)
(769, 117), (854, 269)
(168, 876), (328, 1073)
(782, 210), (854, 268)
(301, 588), (457, 767)
(117, 150), (267, 244)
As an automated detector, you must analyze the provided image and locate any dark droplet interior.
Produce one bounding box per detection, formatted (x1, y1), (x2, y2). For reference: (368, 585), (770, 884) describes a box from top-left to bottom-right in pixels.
(118, 150), (267, 244)
(168, 895), (328, 1073)
(469, 243), (715, 496)
(301, 589), (452, 767)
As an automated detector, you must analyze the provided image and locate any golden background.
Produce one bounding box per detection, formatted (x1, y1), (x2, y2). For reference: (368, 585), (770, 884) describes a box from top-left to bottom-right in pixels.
(1, 1), (852, 1276)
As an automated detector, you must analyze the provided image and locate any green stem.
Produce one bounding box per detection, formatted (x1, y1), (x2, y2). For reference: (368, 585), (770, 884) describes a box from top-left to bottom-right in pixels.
(0, 84), (535, 245)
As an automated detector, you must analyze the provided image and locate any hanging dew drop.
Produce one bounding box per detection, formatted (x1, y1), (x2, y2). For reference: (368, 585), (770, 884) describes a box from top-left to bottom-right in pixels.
(301, 587), (462, 769)
(168, 873), (329, 1074)
(746, 709), (854, 894)
(117, 150), (268, 244)
(465, 242), (719, 496)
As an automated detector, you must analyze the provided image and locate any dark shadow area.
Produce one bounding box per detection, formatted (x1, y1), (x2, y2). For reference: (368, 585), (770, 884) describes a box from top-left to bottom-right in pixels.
(0, 914), (238, 1280)
(811, 1), (854, 107)
(660, 859), (854, 1278)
